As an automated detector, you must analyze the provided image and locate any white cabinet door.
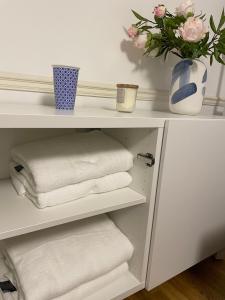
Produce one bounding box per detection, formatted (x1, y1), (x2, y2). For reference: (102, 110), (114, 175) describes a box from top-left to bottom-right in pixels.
(146, 119), (225, 290)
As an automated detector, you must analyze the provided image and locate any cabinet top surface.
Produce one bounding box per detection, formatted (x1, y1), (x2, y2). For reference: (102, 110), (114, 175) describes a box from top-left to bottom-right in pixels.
(0, 103), (224, 128)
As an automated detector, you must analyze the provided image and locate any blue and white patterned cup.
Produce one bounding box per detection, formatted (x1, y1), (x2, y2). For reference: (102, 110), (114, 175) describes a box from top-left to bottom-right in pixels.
(53, 65), (80, 110)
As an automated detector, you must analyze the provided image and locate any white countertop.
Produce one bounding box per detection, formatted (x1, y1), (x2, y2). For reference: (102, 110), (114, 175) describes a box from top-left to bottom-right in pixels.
(0, 103), (224, 128)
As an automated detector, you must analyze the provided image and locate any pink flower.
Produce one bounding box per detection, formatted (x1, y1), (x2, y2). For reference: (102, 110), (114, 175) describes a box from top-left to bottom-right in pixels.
(179, 17), (208, 42)
(134, 34), (147, 49)
(127, 26), (138, 38)
(154, 5), (166, 18)
(176, 0), (194, 17)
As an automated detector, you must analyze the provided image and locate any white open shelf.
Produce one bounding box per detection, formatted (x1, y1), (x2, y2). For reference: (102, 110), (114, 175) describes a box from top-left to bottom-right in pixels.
(0, 179), (146, 240)
(0, 103), (223, 129)
(0, 103), (165, 128)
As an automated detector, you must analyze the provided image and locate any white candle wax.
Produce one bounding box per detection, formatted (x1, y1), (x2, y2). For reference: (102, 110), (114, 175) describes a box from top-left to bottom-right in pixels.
(116, 84), (138, 113)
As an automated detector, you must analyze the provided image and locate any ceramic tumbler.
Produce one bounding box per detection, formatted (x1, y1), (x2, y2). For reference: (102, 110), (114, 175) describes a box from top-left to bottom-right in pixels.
(53, 65), (80, 110)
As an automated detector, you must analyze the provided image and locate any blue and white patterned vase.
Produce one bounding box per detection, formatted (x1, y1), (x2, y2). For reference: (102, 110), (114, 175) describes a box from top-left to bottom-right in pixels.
(169, 59), (207, 115)
(53, 65), (80, 110)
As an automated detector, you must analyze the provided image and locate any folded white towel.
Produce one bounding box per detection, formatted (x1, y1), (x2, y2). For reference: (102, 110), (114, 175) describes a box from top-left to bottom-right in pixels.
(0, 291), (16, 300)
(0, 254), (128, 300)
(2, 215), (133, 300)
(11, 130), (133, 193)
(10, 162), (132, 208)
(0, 256), (17, 300)
(0, 291), (5, 300)
(54, 262), (129, 300)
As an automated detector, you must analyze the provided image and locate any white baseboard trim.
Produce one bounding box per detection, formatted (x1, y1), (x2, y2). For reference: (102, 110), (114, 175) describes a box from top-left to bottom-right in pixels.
(0, 71), (224, 107)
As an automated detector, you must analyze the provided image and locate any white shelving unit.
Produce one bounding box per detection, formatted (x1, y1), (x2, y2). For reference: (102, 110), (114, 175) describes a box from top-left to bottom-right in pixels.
(3, 104), (224, 299)
(0, 111), (164, 300)
(0, 179), (146, 240)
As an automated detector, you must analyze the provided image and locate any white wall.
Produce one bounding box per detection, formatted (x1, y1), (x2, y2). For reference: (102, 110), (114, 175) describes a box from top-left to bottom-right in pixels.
(0, 0), (224, 100)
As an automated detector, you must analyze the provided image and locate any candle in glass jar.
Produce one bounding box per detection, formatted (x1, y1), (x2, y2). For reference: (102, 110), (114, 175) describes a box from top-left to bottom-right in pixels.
(116, 84), (139, 113)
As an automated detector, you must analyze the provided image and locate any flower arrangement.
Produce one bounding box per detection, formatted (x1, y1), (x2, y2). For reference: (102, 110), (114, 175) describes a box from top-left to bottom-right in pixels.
(128, 0), (225, 65)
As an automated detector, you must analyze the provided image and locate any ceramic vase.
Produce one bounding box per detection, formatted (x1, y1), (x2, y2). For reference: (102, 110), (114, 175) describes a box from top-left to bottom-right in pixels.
(169, 59), (207, 115)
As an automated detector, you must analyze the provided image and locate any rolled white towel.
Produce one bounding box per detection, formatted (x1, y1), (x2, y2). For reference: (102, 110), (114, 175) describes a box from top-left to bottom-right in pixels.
(2, 215), (133, 300)
(10, 162), (132, 209)
(11, 130), (133, 193)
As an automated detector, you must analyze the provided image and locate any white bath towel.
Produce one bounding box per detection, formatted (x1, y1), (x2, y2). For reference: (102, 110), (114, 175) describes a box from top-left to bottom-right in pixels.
(2, 215), (133, 300)
(0, 255), (17, 300)
(11, 130), (133, 193)
(0, 254), (129, 300)
(10, 162), (132, 208)
(0, 291), (15, 300)
(0, 291), (5, 300)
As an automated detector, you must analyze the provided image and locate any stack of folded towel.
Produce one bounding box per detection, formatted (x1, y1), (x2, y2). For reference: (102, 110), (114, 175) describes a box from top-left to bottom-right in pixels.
(10, 130), (133, 208)
(0, 214), (134, 300)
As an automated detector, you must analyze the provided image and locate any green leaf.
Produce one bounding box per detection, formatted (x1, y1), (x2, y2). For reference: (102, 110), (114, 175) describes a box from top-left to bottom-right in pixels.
(171, 51), (184, 58)
(210, 15), (217, 33)
(186, 12), (194, 18)
(210, 54), (214, 65)
(164, 48), (170, 61)
(154, 16), (164, 28)
(200, 14), (206, 20)
(135, 21), (142, 26)
(217, 46), (225, 55)
(218, 9), (225, 30)
(152, 33), (162, 40)
(214, 48), (225, 65)
(201, 32), (209, 45)
(215, 55), (225, 65)
(140, 25), (154, 31)
(132, 10), (152, 23)
(164, 18), (178, 29)
(155, 46), (166, 57)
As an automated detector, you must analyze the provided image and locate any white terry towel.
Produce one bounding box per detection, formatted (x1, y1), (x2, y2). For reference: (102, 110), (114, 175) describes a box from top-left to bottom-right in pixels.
(11, 130), (133, 193)
(10, 162), (132, 208)
(0, 291), (5, 300)
(0, 254), (129, 300)
(2, 215), (134, 300)
(0, 254), (17, 300)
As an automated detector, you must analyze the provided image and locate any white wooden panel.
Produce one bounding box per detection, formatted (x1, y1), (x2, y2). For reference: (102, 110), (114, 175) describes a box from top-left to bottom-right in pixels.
(0, 179), (146, 240)
(147, 120), (225, 290)
(107, 128), (164, 283)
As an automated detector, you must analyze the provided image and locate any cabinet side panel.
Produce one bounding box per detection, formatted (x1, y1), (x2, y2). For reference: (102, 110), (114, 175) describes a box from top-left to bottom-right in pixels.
(106, 128), (164, 282)
(147, 120), (225, 290)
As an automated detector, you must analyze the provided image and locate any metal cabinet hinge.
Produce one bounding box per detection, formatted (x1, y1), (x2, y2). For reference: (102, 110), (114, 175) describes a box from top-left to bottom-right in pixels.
(137, 153), (155, 167)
